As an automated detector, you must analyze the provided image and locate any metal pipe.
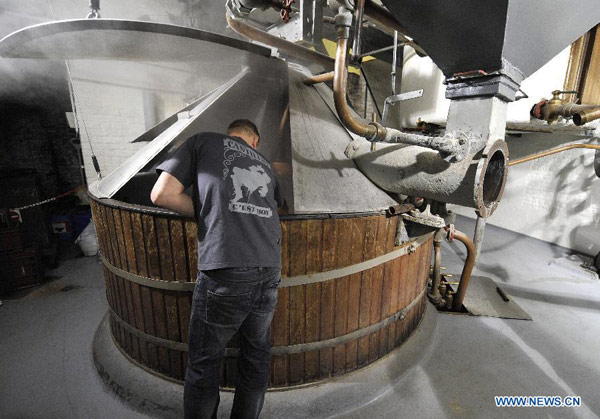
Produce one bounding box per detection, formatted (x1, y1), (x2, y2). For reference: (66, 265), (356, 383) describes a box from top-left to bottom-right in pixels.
(391, 30), (398, 95)
(226, 11), (334, 70)
(351, 0), (366, 63)
(449, 228), (476, 312)
(386, 203), (415, 216)
(333, 10), (462, 155)
(550, 103), (598, 119)
(358, 44), (399, 59)
(333, 22), (380, 139)
(533, 91), (600, 124)
(573, 107), (600, 126)
(428, 230), (444, 304)
(508, 143), (600, 166)
(473, 214), (486, 261)
(302, 71), (334, 86)
(346, 137), (509, 217)
(361, 69), (382, 120)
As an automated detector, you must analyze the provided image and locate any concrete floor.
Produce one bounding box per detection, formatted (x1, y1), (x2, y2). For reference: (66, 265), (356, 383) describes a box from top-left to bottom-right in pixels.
(1, 215), (599, 419)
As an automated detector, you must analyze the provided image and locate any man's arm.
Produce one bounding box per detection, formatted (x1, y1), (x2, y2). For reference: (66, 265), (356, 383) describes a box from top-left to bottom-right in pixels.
(151, 171), (195, 218)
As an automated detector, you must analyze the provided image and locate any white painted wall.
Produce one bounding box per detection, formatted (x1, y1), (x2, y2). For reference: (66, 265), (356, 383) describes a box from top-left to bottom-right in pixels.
(398, 46), (600, 255)
(450, 133), (600, 256)
(70, 60), (194, 185)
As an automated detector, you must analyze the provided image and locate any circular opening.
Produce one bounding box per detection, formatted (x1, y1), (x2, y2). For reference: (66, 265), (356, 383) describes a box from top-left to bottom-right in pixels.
(573, 113), (583, 126)
(482, 149), (506, 207)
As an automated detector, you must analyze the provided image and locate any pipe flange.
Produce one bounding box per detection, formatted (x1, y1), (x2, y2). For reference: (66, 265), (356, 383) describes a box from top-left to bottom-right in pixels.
(334, 10), (353, 27)
(367, 121), (385, 142)
(444, 224), (456, 242)
(474, 139), (509, 218)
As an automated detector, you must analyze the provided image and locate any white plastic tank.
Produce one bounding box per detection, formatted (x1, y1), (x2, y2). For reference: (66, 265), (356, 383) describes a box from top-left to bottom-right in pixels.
(398, 46), (571, 128)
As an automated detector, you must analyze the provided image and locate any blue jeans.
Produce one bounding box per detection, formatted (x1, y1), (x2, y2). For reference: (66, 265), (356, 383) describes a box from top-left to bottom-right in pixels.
(184, 267), (281, 419)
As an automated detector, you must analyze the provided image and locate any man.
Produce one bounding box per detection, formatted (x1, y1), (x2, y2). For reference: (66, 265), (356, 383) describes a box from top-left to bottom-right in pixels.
(151, 119), (284, 419)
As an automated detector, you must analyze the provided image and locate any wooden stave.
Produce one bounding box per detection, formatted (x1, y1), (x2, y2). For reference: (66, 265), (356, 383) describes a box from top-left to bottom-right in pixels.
(91, 199), (433, 387)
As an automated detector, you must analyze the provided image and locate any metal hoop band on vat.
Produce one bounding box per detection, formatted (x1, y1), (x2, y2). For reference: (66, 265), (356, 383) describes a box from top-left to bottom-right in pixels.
(99, 232), (433, 290)
(108, 286), (427, 356)
(100, 253), (196, 291)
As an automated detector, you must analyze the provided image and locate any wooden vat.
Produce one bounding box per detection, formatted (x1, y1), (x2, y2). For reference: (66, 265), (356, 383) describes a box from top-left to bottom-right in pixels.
(90, 195), (433, 388)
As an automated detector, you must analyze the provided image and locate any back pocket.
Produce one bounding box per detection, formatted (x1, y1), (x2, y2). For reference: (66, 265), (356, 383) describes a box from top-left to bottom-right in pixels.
(207, 290), (252, 326)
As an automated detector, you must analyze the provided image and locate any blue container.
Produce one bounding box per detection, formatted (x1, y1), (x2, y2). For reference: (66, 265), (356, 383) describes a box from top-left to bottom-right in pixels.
(71, 210), (92, 238)
(49, 215), (73, 241)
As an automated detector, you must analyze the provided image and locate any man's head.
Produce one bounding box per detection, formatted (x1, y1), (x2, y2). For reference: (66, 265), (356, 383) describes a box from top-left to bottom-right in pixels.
(227, 119), (260, 149)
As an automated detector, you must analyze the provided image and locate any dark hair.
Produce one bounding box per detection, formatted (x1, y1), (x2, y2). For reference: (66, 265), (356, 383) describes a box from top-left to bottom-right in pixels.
(226, 119), (260, 139)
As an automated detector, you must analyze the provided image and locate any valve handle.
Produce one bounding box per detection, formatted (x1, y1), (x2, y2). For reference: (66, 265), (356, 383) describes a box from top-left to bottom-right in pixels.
(552, 90), (578, 97)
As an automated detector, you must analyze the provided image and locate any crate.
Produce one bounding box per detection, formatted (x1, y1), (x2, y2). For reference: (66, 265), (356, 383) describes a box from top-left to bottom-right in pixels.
(0, 247), (43, 293)
(0, 227), (23, 252)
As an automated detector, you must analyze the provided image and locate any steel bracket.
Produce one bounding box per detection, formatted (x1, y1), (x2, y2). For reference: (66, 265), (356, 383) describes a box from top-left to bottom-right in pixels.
(266, 0), (323, 45)
(382, 88), (423, 122)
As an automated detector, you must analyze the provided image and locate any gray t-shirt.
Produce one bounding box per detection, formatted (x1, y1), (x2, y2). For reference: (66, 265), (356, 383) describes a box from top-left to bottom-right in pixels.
(156, 133), (284, 270)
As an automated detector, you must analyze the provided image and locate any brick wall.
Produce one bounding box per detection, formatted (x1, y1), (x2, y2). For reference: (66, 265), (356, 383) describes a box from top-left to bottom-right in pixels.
(68, 59), (226, 186)
(0, 105), (82, 199)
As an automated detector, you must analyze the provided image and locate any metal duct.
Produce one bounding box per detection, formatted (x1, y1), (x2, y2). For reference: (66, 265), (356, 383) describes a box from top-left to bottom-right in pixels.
(346, 137), (508, 217)
(380, 0), (600, 83)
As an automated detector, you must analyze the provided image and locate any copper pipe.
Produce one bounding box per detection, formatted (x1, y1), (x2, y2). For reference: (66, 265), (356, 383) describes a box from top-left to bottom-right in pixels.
(508, 143), (600, 166)
(226, 12), (334, 70)
(332, 19), (463, 154)
(302, 71), (334, 86)
(450, 229), (475, 312)
(386, 203), (415, 216)
(573, 108), (600, 126)
(549, 103), (597, 119)
(333, 35), (381, 139)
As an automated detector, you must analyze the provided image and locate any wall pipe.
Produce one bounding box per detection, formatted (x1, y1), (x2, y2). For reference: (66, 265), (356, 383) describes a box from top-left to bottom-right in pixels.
(508, 143), (600, 166)
(226, 11), (334, 70)
(446, 227), (476, 312)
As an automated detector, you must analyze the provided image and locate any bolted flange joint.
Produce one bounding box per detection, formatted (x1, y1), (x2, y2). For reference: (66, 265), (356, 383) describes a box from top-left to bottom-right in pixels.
(367, 121), (387, 142)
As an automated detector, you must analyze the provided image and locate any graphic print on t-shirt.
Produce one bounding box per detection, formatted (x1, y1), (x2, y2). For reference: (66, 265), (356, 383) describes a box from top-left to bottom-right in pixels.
(223, 138), (273, 218)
